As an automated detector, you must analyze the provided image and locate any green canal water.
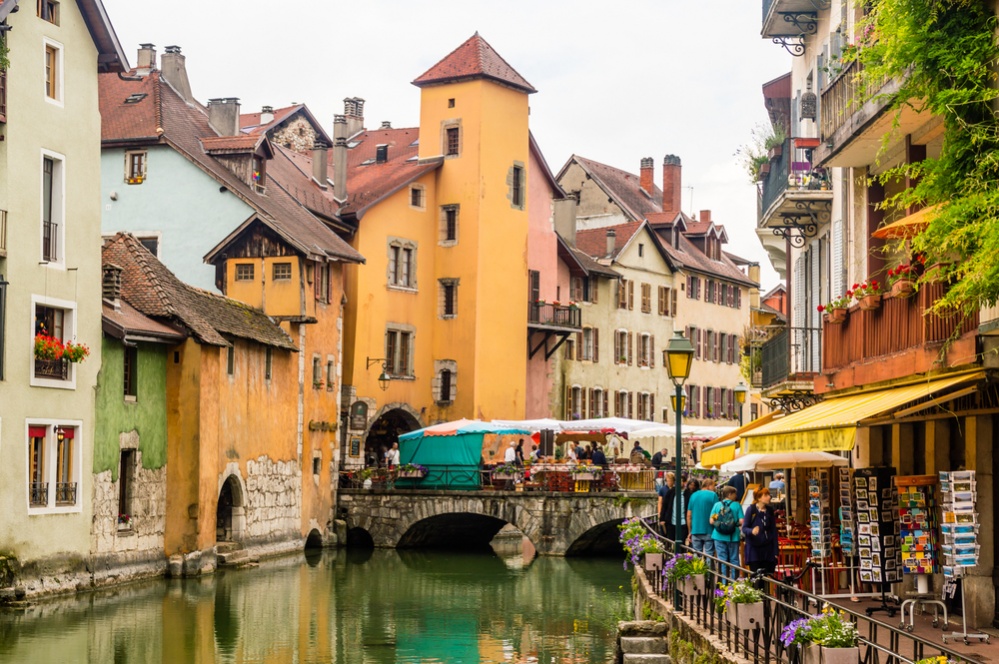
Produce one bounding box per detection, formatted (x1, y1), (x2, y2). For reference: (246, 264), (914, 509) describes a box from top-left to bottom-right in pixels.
(0, 542), (632, 663)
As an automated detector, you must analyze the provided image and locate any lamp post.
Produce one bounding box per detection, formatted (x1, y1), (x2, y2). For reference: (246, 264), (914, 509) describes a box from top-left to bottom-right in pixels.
(365, 357), (392, 391)
(734, 381), (748, 426)
(664, 330), (694, 603)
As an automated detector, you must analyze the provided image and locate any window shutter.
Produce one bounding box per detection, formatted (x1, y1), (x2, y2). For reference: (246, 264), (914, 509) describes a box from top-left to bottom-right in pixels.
(628, 281), (634, 310)
(577, 331), (583, 356)
(793, 256), (806, 329)
(604, 390), (609, 418)
(592, 278), (599, 304)
(832, 217), (845, 299)
(672, 289), (678, 317)
(658, 287), (665, 315)
(719, 333), (727, 363)
(650, 334), (655, 368)
(564, 384), (571, 419)
(627, 333), (633, 366)
(695, 328), (702, 359)
(588, 388), (595, 417)
(582, 388), (588, 417)
(628, 392), (633, 418)
(650, 394), (655, 421)
(593, 328), (599, 363)
(614, 332), (621, 365)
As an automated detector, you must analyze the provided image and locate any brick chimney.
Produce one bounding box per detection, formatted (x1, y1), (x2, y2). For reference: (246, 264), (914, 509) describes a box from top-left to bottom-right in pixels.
(662, 154), (682, 219)
(332, 115), (348, 203)
(208, 98), (241, 137)
(606, 228), (617, 256)
(136, 44), (156, 77)
(312, 141), (329, 187)
(343, 97), (365, 137)
(102, 264), (123, 312)
(700, 210), (711, 224)
(639, 157), (654, 196)
(159, 46), (193, 102)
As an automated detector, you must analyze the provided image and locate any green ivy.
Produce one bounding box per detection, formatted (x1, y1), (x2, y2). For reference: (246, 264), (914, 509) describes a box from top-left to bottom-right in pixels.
(851, 0), (999, 315)
(0, 31), (9, 71)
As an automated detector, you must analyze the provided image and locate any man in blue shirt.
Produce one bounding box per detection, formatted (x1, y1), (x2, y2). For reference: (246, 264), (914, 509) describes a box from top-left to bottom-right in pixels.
(685, 478), (717, 556)
(711, 486), (745, 579)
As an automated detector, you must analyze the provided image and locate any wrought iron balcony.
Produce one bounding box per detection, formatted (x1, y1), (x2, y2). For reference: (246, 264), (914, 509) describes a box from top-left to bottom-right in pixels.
(758, 139), (832, 248)
(30, 482), (48, 507)
(56, 482), (77, 506)
(760, 326), (821, 389)
(34, 357), (69, 380)
(528, 301), (581, 331)
(42, 221), (58, 262)
(815, 59), (896, 166)
(822, 282), (979, 385)
(762, 0), (828, 54)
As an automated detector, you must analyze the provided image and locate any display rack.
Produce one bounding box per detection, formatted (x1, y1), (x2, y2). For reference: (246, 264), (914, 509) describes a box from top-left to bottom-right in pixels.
(940, 470), (989, 645)
(854, 467), (901, 617)
(809, 471), (832, 561)
(838, 467), (854, 557)
(896, 475), (947, 631)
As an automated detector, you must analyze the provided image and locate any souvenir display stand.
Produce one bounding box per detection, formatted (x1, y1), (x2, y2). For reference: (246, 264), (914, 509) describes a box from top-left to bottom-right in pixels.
(939, 470), (989, 645)
(854, 467), (902, 618)
(895, 475), (947, 631)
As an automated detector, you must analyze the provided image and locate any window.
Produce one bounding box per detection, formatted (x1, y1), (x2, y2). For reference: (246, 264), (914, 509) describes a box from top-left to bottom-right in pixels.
(312, 356), (323, 388)
(563, 336), (575, 361)
(705, 331), (715, 362)
(326, 360), (335, 391)
(41, 154), (63, 263)
(445, 126), (460, 156)
(687, 384), (699, 418)
(448, 98), (455, 108)
(27, 424), (79, 511)
(639, 393), (654, 421)
(33, 300), (75, 385)
(614, 330), (631, 365)
(578, 327), (598, 362)
(638, 334), (655, 368)
(686, 276), (701, 300)
(226, 346), (235, 376)
(615, 391), (628, 418)
(641, 283), (652, 314)
(37, 0), (59, 23)
(437, 368), (454, 404)
(388, 241), (417, 289)
(705, 387), (715, 418)
(123, 345), (138, 400)
(314, 262), (332, 303)
(706, 280), (716, 304)
(511, 165), (524, 208)
(638, 243), (645, 258)
(385, 329), (413, 377)
(441, 205), (458, 244)
(137, 235), (159, 257)
(658, 286), (674, 317)
(265, 347), (273, 380)
(617, 279), (628, 309)
(410, 185), (425, 209)
(44, 43), (61, 101)
(587, 277), (598, 304)
(272, 262), (292, 281)
(569, 387), (583, 419)
(591, 388), (606, 418)
(235, 263), (254, 281)
(439, 279), (457, 318)
(251, 155), (266, 192)
(118, 449), (135, 525)
(313, 455), (322, 476)
(686, 326), (700, 361)
(125, 151), (146, 184)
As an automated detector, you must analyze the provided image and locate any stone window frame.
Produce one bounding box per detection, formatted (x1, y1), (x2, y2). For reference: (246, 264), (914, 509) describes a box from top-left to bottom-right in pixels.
(326, 355), (336, 392)
(432, 359), (457, 405)
(441, 119), (462, 159)
(409, 184), (427, 212)
(385, 323), (416, 379)
(125, 150), (147, 184)
(386, 237), (418, 292)
(439, 204), (459, 246)
(312, 355), (323, 389)
(438, 278), (459, 319)
(508, 161), (526, 210)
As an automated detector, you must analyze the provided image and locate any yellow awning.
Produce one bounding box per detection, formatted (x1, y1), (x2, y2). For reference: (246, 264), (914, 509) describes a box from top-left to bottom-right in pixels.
(872, 204), (941, 240)
(700, 412), (780, 467)
(742, 371), (984, 454)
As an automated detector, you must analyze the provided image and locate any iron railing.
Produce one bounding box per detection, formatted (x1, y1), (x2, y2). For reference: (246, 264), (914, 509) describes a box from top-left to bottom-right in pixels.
(760, 326), (822, 390)
(340, 465), (656, 493)
(42, 221), (58, 262)
(635, 517), (974, 664)
(34, 357), (69, 380)
(29, 482), (48, 507)
(528, 301), (582, 329)
(820, 59), (892, 145)
(55, 482), (77, 505)
(760, 139), (832, 226)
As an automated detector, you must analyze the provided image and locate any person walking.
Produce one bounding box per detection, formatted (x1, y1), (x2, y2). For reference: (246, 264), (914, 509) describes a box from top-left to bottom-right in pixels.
(710, 485), (744, 579)
(742, 488), (779, 576)
(657, 472), (676, 540)
(514, 439), (526, 467)
(386, 442), (401, 469)
(685, 478), (717, 556)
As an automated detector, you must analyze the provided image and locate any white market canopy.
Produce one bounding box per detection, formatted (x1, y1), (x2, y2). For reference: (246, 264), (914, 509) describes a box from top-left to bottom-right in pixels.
(720, 451), (849, 473)
(491, 417), (734, 440)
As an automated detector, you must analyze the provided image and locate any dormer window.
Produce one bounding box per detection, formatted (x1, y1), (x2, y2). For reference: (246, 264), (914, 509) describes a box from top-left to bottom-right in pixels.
(252, 156), (266, 193)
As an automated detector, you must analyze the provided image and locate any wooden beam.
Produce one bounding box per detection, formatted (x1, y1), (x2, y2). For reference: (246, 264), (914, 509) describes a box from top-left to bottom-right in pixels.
(891, 385), (979, 419)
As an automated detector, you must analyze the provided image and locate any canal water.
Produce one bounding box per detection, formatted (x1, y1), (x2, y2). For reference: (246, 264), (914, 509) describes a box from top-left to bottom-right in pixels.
(0, 541), (631, 663)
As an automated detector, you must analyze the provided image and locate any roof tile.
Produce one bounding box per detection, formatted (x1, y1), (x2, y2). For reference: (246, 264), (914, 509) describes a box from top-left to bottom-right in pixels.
(413, 33), (536, 94)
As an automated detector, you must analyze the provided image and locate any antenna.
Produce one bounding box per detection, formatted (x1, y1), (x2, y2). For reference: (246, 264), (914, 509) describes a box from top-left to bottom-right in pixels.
(684, 186), (695, 215)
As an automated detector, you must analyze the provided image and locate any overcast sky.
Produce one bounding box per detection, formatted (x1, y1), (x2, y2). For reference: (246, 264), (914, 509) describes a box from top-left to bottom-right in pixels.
(102, 0), (789, 289)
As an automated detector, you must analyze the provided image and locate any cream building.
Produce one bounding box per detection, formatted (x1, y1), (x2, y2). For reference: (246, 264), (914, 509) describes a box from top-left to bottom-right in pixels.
(0, 1), (127, 595)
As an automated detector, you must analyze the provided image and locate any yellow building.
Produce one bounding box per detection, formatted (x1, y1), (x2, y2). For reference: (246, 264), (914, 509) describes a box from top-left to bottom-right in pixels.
(335, 34), (538, 463)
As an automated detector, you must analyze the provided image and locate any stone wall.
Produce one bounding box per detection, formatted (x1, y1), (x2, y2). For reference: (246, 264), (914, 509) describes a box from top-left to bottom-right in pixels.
(271, 117), (319, 153)
(243, 456), (302, 543)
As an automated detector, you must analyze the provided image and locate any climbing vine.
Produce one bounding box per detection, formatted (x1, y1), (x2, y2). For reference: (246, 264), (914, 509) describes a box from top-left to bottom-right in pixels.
(848, 0), (999, 315)
(0, 30), (9, 71)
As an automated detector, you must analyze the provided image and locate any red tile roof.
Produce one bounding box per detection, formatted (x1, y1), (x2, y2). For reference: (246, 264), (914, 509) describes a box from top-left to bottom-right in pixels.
(102, 299), (186, 343)
(567, 156), (663, 222)
(200, 134), (266, 154)
(240, 104), (334, 147)
(413, 33), (536, 94)
(576, 221), (643, 260)
(100, 72), (161, 143)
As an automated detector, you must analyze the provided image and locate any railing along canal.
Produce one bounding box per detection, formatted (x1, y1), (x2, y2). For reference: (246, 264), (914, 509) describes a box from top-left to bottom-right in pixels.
(340, 464), (657, 493)
(633, 516), (974, 664)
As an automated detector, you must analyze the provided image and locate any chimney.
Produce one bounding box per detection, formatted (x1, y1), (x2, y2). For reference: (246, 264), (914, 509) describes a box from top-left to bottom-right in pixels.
(136, 43), (156, 76)
(380, 121), (392, 130)
(639, 157), (654, 195)
(332, 115), (348, 203)
(343, 97), (365, 137)
(662, 154), (682, 219)
(312, 141), (329, 187)
(375, 144), (388, 164)
(208, 97), (241, 136)
(159, 46), (193, 102)
(606, 228), (617, 256)
(102, 264), (123, 311)
(700, 210), (711, 224)
(260, 105), (274, 125)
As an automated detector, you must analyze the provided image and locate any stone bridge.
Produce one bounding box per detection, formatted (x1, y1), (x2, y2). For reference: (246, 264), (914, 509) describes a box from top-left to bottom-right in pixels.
(338, 489), (657, 556)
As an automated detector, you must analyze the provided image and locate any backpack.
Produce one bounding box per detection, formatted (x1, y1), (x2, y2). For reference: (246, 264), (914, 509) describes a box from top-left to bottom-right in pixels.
(715, 500), (738, 536)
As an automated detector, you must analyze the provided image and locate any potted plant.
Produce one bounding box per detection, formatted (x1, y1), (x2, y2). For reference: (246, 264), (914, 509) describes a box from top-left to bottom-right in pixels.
(887, 262), (918, 298)
(571, 464), (600, 481)
(852, 280), (882, 310)
(782, 606), (860, 664)
(62, 340), (91, 363)
(662, 552), (709, 594)
(34, 334), (64, 361)
(618, 517), (664, 570)
(817, 293), (852, 324)
(714, 580), (764, 631)
(492, 463), (522, 479)
(765, 124), (787, 159)
(396, 463), (427, 479)
(117, 513), (132, 530)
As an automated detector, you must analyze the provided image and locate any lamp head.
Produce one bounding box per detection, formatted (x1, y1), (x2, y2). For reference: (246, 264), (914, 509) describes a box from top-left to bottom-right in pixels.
(663, 330), (695, 384)
(734, 381), (748, 404)
(378, 369), (391, 391)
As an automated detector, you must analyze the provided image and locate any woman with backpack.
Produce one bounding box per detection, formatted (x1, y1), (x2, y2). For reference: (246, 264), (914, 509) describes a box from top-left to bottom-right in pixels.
(710, 486), (744, 579)
(742, 487), (779, 576)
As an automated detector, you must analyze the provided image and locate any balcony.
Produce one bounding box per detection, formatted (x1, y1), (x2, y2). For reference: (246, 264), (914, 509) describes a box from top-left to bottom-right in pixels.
(42, 221), (58, 262)
(762, 0), (826, 44)
(757, 326), (822, 409)
(758, 139), (833, 250)
(821, 282), (979, 391)
(30, 482), (48, 507)
(55, 482), (78, 506)
(528, 301), (581, 360)
(34, 357), (69, 380)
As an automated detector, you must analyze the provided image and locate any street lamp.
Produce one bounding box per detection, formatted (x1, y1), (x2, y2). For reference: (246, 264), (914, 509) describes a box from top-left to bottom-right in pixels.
(734, 381), (748, 426)
(366, 357), (392, 391)
(663, 330), (694, 548)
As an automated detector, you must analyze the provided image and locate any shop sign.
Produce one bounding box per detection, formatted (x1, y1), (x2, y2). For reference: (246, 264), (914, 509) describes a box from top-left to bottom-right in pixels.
(744, 426), (855, 453)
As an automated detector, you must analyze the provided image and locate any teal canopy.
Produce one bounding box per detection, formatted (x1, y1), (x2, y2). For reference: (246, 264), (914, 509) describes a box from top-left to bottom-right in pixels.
(398, 432), (487, 490)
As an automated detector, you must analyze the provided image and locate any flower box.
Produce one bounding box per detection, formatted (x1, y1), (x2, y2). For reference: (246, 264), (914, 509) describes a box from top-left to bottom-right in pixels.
(890, 279), (916, 299)
(644, 553), (663, 571)
(397, 470), (425, 479)
(731, 601), (764, 631)
(804, 646), (859, 664)
(571, 472), (600, 481)
(858, 293), (881, 311)
(824, 308), (847, 324)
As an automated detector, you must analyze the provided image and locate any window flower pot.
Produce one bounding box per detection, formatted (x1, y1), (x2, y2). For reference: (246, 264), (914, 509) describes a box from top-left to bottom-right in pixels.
(803, 644), (822, 664)
(572, 472), (599, 481)
(644, 553), (663, 571)
(890, 279), (916, 299)
(824, 308), (847, 324)
(858, 293), (881, 311)
(817, 646), (860, 664)
(732, 601), (764, 631)
(692, 572), (706, 593)
(768, 145), (783, 160)
(397, 470), (426, 479)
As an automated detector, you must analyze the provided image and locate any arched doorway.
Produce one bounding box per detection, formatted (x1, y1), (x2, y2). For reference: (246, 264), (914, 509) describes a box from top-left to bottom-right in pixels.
(216, 475), (245, 543)
(364, 407), (421, 466)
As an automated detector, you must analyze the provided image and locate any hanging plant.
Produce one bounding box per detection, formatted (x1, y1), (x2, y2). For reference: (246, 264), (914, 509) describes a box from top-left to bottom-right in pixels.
(0, 30), (9, 72)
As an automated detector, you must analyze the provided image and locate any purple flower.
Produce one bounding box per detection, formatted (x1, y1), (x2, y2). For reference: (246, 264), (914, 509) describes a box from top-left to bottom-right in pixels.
(780, 618), (810, 648)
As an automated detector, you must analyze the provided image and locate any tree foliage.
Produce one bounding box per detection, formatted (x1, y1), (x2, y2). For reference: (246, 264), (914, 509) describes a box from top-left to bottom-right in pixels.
(851, 0), (999, 314)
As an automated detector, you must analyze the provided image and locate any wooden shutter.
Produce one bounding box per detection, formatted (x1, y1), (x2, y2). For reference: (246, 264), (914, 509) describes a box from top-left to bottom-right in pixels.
(604, 390), (609, 418)
(650, 334), (655, 368)
(592, 277), (599, 304)
(628, 392), (633, 418)
(695, 328), (702, 359)
(588, 388), (595, 417)
(593, 328), (599, 363)
(564, 384), (571, 419)
(613, 331), (621, 365)
(719, 333), (727, 363)
(658, 286), (665, 315)
(627, 332), (633, 366)
(628, 280), (634, 310)
(715, 332), (722, 363)
(576, 331), (583, 358)
(672, 289), (678, 317)
(650, 394), (656, 421)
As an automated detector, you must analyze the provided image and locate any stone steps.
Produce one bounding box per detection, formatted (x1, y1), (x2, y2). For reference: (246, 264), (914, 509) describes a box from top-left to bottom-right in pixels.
(623, 656), (671, 664)
(216, 542), (255, 568)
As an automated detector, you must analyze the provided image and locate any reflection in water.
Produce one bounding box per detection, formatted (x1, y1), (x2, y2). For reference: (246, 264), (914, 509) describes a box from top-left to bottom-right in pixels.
(0, 545), (631, 663)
